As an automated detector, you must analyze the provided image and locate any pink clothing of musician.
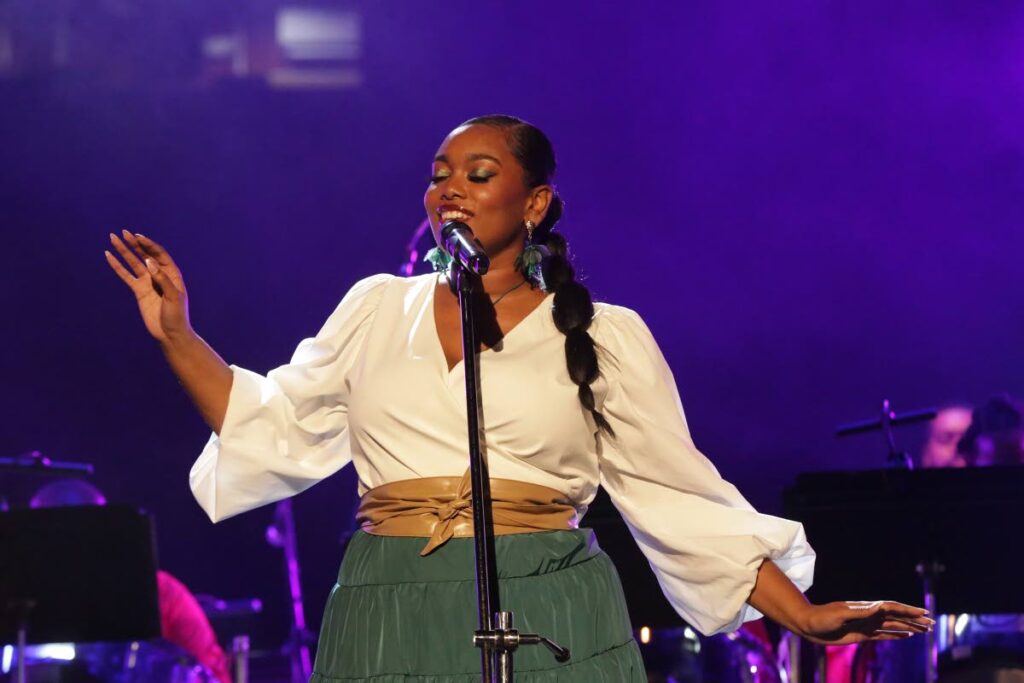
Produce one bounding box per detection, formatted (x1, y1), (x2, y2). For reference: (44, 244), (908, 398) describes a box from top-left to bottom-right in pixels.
(158, 570), (232, 683)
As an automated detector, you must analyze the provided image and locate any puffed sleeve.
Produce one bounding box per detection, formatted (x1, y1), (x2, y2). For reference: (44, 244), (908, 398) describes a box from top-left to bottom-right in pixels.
(189, 273), (392, 523)
(593, 305), (815, 635)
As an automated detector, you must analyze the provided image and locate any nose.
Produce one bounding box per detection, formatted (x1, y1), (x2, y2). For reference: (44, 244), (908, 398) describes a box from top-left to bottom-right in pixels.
(439, 178), (465, 201)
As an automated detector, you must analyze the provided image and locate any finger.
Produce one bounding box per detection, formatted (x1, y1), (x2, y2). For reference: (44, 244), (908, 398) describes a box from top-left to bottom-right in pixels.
(120, 229), (163, 268)
(133, 232), (176, 267)
(146, 258), (180, 301)
(866, 632), (913, 642)
(890, 615), (936, 628)
(882, 619), (929, 634)
(104, 250), (138, 287)
(844, 601), (883, 613)
(846, 600), (929, 619)
(879, 601), (930, 617)
(136, 233), (188, 295)
(110, 232), (146, 275)
(872, 629), (913, 639)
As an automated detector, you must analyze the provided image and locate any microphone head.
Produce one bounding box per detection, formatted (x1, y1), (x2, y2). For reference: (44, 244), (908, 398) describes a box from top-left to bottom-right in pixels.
(440, 220), (490, 275)
(468, 254), (489, 275)
(439, 219), (469, 238)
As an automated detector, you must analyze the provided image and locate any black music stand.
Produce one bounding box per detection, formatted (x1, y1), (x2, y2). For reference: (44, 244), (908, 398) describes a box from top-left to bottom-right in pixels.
(0, 504), (161, 645)
(783, 466), (1024, 614)
(785, 466), (1024, 682)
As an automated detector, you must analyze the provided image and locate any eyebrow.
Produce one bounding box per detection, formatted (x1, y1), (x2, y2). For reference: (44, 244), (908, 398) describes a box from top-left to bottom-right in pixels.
(433, 153), (503, 166)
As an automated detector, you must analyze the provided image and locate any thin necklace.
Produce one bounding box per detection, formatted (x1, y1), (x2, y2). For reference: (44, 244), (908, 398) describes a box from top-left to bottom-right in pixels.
(489, 278), (528, 306)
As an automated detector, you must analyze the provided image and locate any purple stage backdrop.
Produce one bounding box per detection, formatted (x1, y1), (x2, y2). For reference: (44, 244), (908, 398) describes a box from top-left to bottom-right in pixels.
(2, 1), (1022, 650)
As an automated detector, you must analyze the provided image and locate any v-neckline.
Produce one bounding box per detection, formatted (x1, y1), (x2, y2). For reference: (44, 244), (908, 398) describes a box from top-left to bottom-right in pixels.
(428, 274), (553, 377)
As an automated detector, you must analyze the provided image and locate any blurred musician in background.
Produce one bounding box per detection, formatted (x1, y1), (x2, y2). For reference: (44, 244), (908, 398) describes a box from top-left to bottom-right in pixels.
(956, 395), (1024, 467)
(919, 404), (973, 469)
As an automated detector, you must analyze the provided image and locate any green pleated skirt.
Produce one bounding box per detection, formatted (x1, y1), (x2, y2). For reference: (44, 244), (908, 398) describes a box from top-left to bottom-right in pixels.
(311, 529), (646, 682)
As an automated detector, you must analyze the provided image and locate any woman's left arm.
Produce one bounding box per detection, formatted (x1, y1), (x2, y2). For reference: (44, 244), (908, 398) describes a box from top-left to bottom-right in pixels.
(748, 559), (934, 644)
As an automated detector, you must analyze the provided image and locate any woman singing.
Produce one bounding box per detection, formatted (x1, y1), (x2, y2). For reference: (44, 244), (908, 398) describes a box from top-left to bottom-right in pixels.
(105, 115), (932, 681)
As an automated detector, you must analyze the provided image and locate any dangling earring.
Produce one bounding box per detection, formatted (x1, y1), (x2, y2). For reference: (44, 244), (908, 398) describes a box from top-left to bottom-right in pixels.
(514, 219), (549, 291)
(424, 246), (453, 272)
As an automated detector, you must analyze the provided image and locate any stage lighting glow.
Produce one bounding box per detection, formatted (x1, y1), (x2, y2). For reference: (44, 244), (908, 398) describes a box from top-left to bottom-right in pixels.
(954, 614), (970, 637)
(276, 8), (360, 61)
(30, 643), (76, 661)
(639, 626), (651, 644)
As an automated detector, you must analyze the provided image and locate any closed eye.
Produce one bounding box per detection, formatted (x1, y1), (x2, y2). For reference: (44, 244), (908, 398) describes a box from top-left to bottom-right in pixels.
(428, 171), (495, 184)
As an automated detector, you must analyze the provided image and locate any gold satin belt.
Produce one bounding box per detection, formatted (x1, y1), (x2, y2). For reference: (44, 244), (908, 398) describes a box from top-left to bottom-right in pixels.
(356, 471), (579, 556)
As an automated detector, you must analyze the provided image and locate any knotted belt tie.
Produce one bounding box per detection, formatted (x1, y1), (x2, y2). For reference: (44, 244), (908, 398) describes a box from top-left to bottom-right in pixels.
(356, 470), (579, 556)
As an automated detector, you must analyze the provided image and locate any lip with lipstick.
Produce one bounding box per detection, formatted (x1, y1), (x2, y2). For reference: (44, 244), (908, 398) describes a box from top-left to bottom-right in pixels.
(436, 204), (475, 224)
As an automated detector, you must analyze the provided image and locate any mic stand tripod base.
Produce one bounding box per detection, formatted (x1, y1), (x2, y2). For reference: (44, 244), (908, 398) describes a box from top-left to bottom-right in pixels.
(474, 611), (571, 683)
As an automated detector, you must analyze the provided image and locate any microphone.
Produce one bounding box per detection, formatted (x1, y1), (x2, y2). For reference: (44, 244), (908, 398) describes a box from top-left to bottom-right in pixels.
(440, 220), (490, 275)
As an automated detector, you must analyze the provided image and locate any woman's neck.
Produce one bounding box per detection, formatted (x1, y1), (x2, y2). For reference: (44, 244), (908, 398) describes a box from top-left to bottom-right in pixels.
(477, 262), (526, 295)
(465, 241), (528, 295)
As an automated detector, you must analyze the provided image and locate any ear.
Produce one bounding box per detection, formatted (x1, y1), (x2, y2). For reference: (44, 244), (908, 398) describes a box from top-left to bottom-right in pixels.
(524, 185), (553, 225)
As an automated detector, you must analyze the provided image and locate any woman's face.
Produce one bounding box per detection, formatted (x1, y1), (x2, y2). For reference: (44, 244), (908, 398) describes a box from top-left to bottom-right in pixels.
(423, 124), (547, 259)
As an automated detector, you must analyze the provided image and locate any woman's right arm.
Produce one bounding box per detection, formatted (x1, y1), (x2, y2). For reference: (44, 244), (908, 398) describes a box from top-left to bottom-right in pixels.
(105, 230), (232, 434)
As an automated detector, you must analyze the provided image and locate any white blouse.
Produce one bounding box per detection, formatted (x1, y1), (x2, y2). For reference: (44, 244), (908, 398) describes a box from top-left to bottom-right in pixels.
(190, 273), (815, 635)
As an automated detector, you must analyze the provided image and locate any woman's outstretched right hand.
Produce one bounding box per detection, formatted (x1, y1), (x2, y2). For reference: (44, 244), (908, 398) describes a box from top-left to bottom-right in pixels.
(105, 230), (191, 345)
(105, 229), (232, 433)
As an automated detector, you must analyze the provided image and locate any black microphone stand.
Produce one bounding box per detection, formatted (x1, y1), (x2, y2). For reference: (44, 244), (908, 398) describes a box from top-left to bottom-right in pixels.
(447, 259), (570, 682)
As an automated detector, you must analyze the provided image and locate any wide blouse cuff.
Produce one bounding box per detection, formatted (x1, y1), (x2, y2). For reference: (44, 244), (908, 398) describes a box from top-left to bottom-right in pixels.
(188, 365), (270, 522)
(716, 528), (816, 633)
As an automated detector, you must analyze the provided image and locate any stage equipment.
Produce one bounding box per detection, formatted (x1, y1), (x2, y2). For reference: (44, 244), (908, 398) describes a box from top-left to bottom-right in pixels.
(0, 450), (97, 512)
(937, 613), (1024, 682)
(265, 498), (314, 683)
(784, 465), (1024, 682)
(0, 505), (161, 682)
(639, 626), (784, 682)
(0, 450), (94, 477)
(440, 226), (568, 682)
(441, 220), (490, 275)
(836, 399), (936, 469)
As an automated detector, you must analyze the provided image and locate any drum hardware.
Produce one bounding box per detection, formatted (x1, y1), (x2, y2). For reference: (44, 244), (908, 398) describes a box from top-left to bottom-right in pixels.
(5, 600), (34, 683)
(232, 635), (250, 683)
(0, 450), (97, 513)
(918, 560), (945, 683)
(779, 628), (801, 683)
(196, 595), (263, 618)
(0, 450), (94, 477)
(118, 639), (217, 682)
(265, 498), (314, 683)
(835, 399), (937, 469)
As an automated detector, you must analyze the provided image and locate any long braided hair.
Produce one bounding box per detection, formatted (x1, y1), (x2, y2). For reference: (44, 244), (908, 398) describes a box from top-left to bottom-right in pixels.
(462, 115), (613, 435)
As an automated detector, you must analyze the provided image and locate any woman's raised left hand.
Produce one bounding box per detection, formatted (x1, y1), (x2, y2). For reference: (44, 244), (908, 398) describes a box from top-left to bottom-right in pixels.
(800, 600), (934, 644)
